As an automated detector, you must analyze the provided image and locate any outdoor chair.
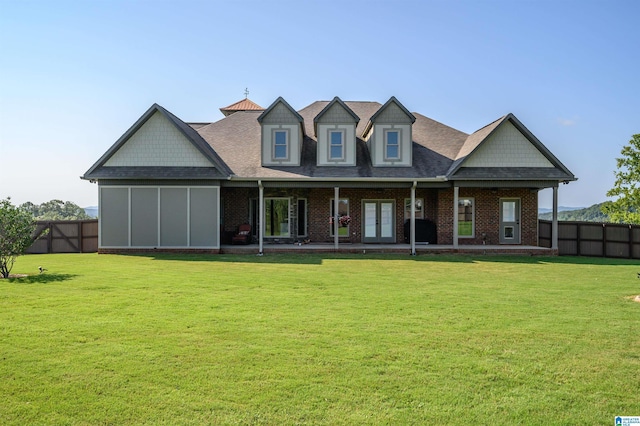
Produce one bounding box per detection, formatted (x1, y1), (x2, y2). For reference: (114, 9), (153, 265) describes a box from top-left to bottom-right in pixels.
(231, 223), (252, 245)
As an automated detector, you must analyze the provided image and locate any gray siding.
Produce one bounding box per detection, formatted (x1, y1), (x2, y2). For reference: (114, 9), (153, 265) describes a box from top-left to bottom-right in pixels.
(99, 185), (220, 249)
(316, 103), (357, 124)
(375, 103), (414, 124)
(190, 188), (218, 246)
(160, 188), (188, 246)
(100, 188), (129, 246)
(131, 188), (158, 246)
(260, 103), (300, 124)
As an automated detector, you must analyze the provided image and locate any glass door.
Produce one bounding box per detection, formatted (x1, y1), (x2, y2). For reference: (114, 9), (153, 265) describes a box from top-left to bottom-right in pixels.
(499, 198), (520, 244)
(362, 200), (395, 243)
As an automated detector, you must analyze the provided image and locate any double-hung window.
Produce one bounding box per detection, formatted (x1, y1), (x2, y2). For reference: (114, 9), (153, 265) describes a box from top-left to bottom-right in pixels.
(329, 130), (344, 160)
(384, 129), (400, 160)
(273, 130), (288, 160)
(457, 198), (474, 237)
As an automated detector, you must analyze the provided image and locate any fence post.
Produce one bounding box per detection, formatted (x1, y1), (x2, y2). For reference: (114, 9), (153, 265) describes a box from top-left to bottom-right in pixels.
(629, 224), (633, 259)
(576, 223), (581, 256)
(79, 221), (84, 253)
(47, 222), (53, 253)
(602, 223), (607, 257)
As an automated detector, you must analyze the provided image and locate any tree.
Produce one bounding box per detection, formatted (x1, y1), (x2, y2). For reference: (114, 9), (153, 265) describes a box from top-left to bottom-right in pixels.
(19, 199), (91, 220)
(602, 134), (640, 224)
(0, 198), (36, 278)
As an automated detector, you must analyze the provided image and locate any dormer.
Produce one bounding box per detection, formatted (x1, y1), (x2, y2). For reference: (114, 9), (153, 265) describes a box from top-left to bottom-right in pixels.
(257, 97), (305, 166)
(313, 97), (360, 166)
(363, 97), (416, 167)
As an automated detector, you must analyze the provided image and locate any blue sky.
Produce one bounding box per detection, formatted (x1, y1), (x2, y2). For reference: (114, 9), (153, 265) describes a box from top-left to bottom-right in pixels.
(0, 0), (638, 208)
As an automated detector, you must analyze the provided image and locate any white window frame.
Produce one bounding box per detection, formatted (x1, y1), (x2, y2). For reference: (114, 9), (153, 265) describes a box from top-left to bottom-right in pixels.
(272, 129), (290, 161)
(457, 197), (475, 238)
(328, 129), (345, 161)
(384, 128), (401, 161)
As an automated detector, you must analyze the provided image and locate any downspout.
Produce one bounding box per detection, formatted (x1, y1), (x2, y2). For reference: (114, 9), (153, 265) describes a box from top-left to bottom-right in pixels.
(410, 181), (417, 255)
(258, 180), (264, 256)
(334, 187), (339, 251)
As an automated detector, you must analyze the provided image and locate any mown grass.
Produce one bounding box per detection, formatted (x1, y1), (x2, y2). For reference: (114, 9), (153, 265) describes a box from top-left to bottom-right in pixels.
(1, 253), (639, 425)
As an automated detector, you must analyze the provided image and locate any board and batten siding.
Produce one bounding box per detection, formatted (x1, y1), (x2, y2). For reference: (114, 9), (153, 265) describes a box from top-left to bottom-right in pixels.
(463, 121), (554, 167)
(99, 185), (219, 249)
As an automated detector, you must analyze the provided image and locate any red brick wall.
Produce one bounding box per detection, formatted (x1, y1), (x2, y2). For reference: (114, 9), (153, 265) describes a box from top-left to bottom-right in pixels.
(221, 186), (538, 246)
(436, 187), (538, 246)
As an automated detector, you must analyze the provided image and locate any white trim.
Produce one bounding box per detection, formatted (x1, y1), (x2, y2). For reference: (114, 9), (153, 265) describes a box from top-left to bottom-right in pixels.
(457, 197), (475, 239)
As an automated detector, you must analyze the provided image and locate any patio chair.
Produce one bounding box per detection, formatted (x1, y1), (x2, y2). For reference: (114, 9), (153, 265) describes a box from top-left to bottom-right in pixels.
(231, 223), (252, 245)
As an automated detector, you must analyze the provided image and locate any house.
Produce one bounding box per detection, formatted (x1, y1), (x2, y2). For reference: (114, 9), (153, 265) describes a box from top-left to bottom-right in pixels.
(82, 95), (575, 254)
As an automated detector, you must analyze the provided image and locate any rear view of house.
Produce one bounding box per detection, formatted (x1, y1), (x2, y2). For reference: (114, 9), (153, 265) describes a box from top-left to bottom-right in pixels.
(82, 95), (575, 254)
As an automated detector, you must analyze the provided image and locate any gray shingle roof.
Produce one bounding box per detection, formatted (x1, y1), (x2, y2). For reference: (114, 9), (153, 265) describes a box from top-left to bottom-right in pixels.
(84, 166), (225, 179)
(83, 99), (575, 185)
(196, 101), (471, 179)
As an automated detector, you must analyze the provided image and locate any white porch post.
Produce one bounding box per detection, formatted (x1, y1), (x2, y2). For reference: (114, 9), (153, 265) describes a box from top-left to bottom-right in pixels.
(552, 186), (559, 250)
(258, 180), (264, 255)
(453, 185), (459, 249)
(334, 187), (339, 251)
(410, 181), (416, 255)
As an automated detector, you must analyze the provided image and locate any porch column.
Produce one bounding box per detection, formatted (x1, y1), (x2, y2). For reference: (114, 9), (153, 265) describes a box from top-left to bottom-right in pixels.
(334, 187), (339, 250)
(410, 181), (416, 255)
(552, 186), (559, 250)
(453, 186), (459, 249)
(258, 181), (264, 255)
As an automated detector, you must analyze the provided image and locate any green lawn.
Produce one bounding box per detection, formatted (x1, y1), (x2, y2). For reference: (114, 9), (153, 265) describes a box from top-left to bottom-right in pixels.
(1, 253), (639, 425)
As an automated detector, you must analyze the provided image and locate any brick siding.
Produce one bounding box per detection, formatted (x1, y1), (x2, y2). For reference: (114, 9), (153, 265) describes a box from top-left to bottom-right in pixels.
(222, 186), (539, 246)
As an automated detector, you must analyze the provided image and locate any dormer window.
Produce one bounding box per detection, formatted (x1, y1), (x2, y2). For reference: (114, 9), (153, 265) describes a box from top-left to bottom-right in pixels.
(273, 129), (289, 160)
(362, 97), (416, 167)
(313, 97), (359, 167)
(384, 129), (400, 160)
(258, 97), (305, 166)
(329, 130), (345, 160)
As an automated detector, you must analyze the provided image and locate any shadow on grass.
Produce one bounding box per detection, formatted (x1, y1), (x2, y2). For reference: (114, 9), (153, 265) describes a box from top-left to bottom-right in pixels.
(112, 252), (640, 267)
(4, 273), (78, 284)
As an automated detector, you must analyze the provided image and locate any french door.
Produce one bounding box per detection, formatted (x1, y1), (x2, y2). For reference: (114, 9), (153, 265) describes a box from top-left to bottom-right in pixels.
(362, 200), (395, 243)
(499, 198), (521, 244)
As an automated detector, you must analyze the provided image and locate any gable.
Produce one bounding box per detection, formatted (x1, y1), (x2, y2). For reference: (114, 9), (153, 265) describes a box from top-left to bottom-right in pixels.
(462, 121), (553, 168)
(105, 111), (213, 167)
(258, 102), (301, 125)
(316, 102), (358, 124)
(374, 102), (415, 124)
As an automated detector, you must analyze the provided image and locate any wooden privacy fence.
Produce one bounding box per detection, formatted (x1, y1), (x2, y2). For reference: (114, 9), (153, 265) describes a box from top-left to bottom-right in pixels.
(539, 220), (640, 259)
(27, 220), (98, 254)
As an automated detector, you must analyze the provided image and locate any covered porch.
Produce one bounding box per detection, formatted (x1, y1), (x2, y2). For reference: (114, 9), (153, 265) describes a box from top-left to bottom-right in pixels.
(221, 242), (556, 256)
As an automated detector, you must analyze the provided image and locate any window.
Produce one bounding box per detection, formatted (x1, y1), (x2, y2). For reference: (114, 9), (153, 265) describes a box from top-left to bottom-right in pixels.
(329, 130), (344, 160)
(384, 129), (400, 160)
(404, 198), (424, 222)
(330, 198), (350, 237)
(273, 130), (288, 160)
(457, 198), (474, 237)
(265, 198), (290, 237)
(297, 198), (307, 237)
